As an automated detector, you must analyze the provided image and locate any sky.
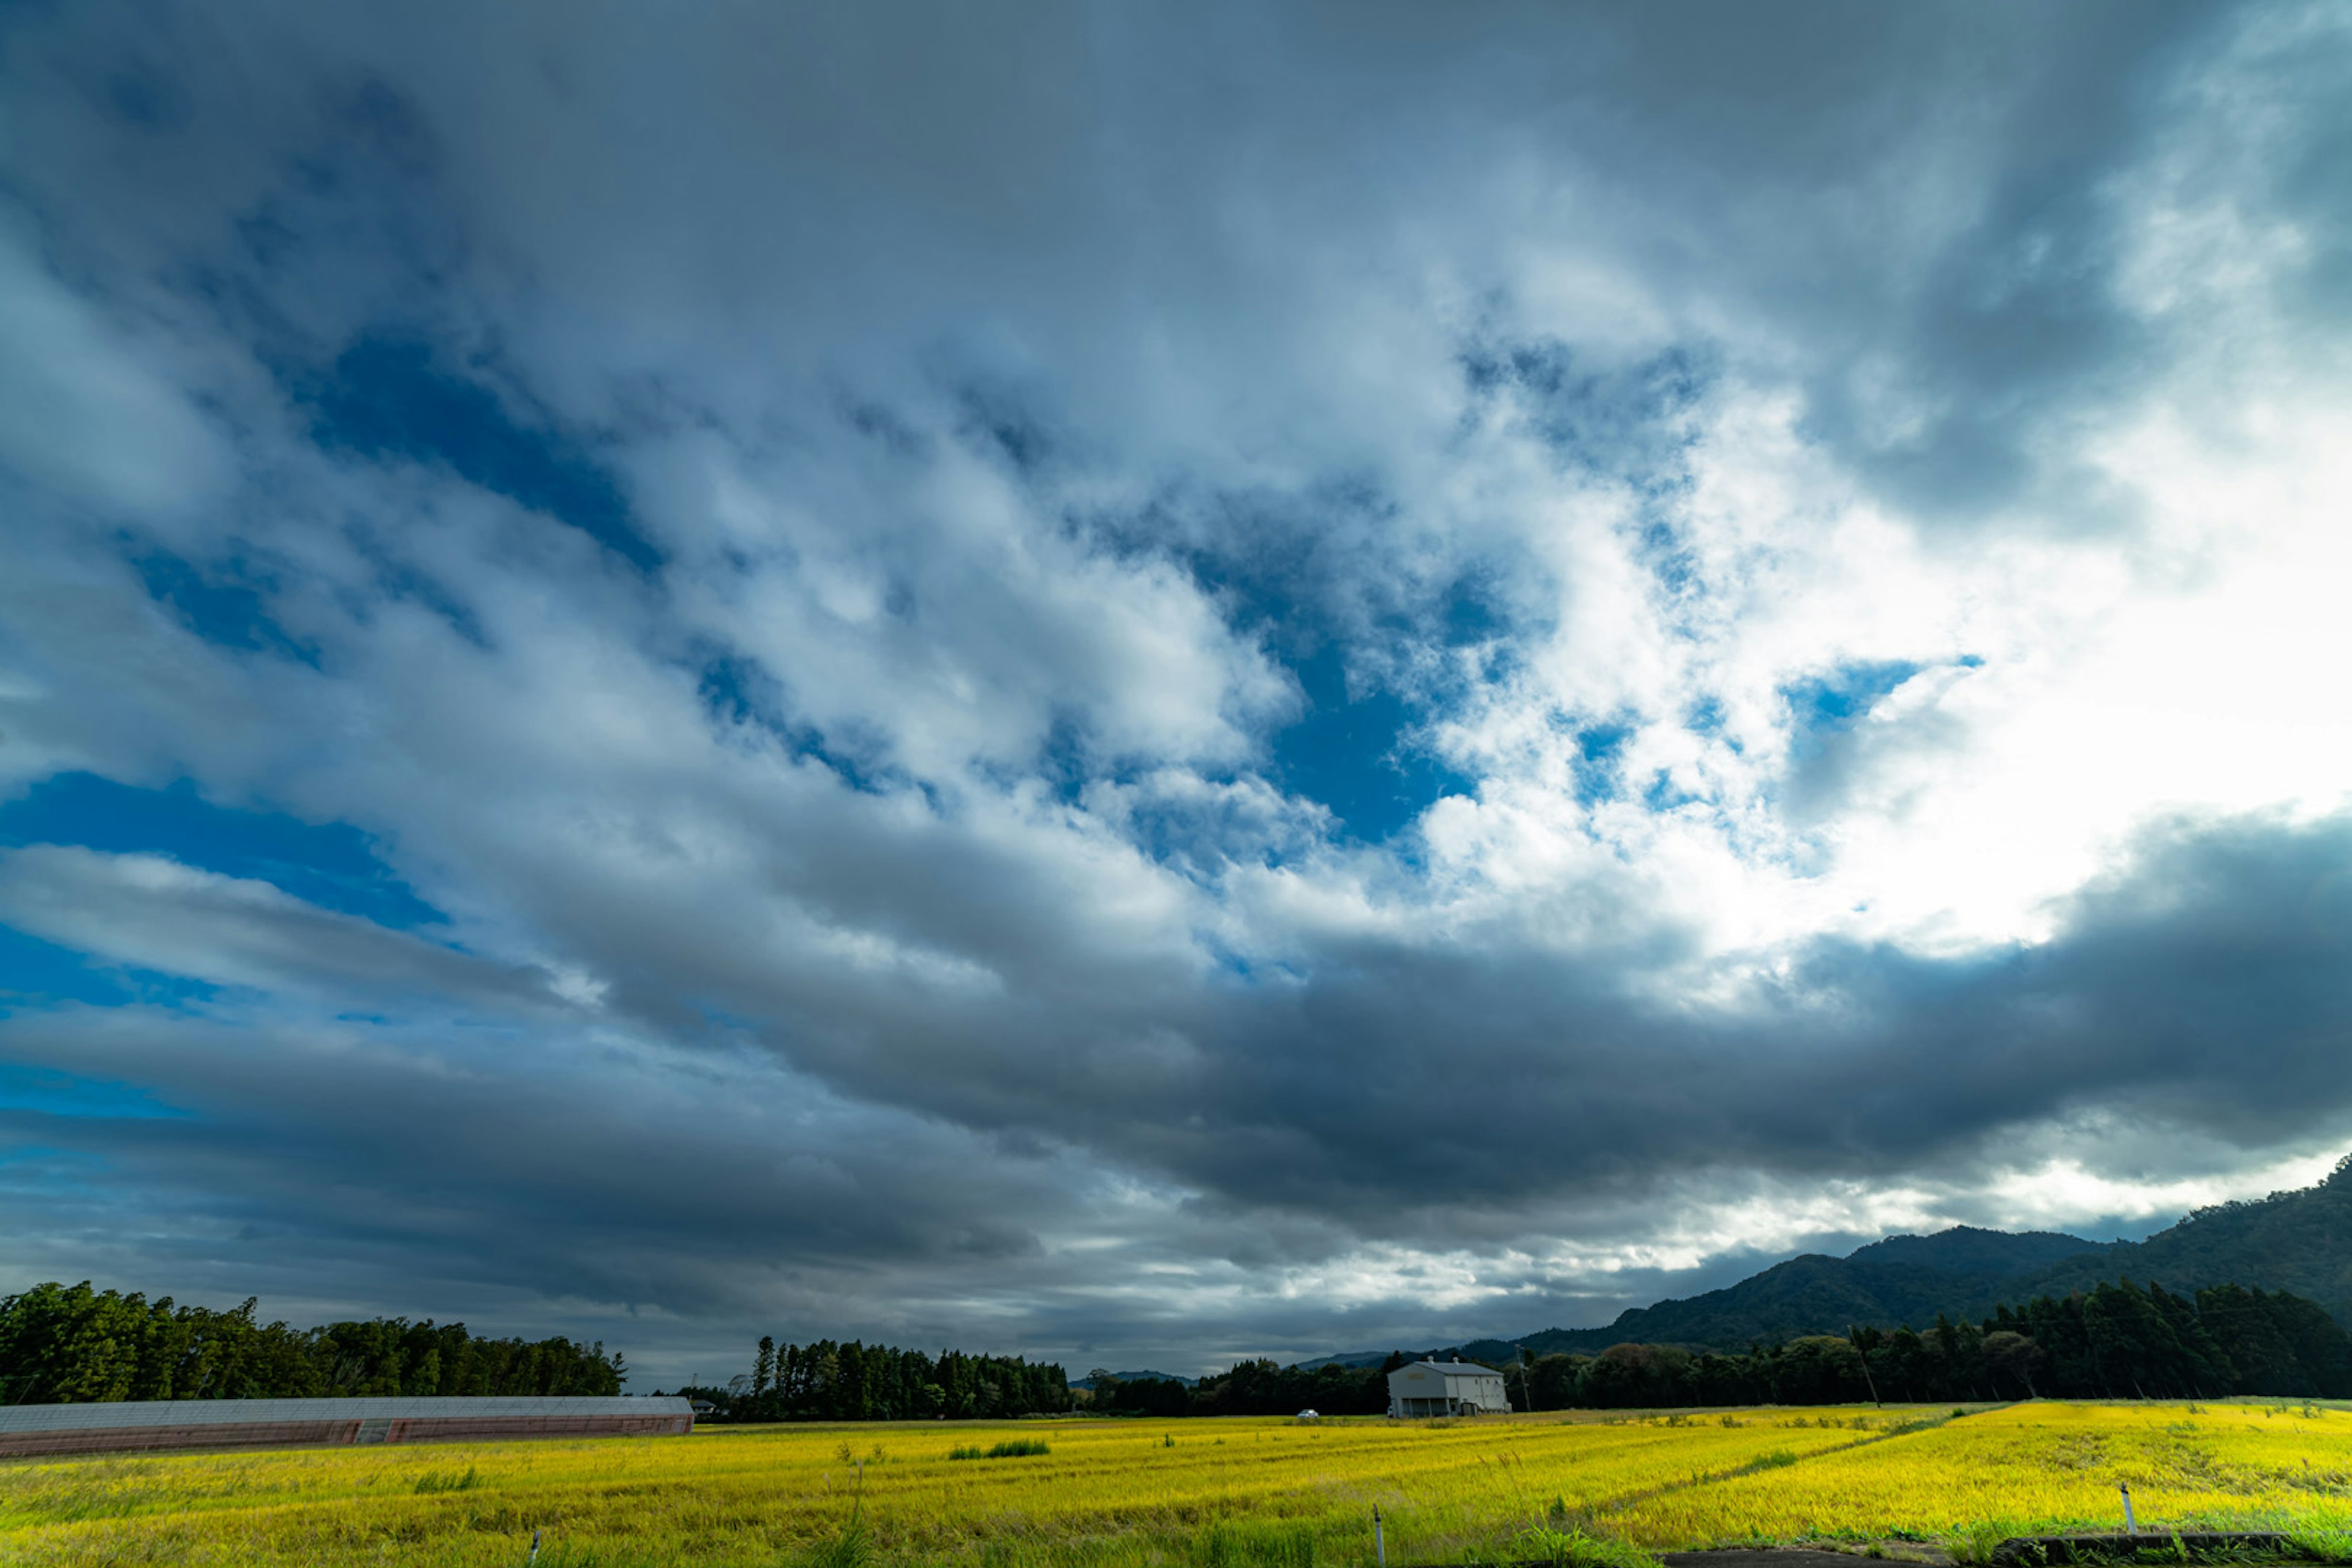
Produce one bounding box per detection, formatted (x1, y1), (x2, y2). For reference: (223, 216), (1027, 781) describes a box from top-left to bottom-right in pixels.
(3, 1), (2351, 1387)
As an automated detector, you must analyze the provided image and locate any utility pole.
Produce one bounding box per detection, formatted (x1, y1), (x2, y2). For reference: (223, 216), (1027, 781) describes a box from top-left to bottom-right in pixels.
(1847, 1326), (1882, 1408)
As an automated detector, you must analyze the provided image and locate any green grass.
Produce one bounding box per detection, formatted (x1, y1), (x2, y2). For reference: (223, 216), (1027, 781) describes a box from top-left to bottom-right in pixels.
(410, 1464), (483, 1494)
(949, 1438), (1053, 1460)
(1510, 1525), (1659, 1568)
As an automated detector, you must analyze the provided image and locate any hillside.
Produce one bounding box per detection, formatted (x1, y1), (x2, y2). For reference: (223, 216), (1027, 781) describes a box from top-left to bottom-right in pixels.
(1503, 1154), (2352, 1354)
(1255, 1159), (2352, 1378)
(1512, 1226), (2109, 1355)
(2016, 1156), (2352, 1324)
(1072, 1370), (1197, 1389)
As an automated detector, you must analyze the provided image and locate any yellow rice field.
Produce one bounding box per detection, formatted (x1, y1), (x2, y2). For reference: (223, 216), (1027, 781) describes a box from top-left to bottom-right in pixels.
(2, 1401), (2349, 1568)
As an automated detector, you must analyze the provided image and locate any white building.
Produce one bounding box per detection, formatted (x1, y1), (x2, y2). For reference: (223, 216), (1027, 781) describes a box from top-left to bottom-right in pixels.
(1386, 1359), (1510, 1417)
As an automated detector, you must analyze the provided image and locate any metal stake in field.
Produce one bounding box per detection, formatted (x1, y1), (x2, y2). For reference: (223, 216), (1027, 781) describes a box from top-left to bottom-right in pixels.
(1374, 1505), (1385, 1568)
(2119, 1483), (2136, 1536)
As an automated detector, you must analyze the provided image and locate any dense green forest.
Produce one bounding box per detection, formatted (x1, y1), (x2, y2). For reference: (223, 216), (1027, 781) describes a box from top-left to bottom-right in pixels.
(2023, 1159), (2352, 1324)
(1532, 1280), (2352, 1408)
(1083, 1279), (2352, 1417)
(684, 1336), (1072, 1421)
(0, 1281), (627, 1403)
(1087, 1356), (1397, 1417)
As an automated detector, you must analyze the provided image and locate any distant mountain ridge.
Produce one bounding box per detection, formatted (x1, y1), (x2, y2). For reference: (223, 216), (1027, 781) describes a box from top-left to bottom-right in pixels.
(1502, 1155), (2352, 1356)
(1844, 1226), (2109, 1276)
(1511, 1226), (2115, 1356)
(1265, 1156), (2352, 1376)
(1072, 1369), (1197, 1389)
(1276, 1229), (2123, 1371)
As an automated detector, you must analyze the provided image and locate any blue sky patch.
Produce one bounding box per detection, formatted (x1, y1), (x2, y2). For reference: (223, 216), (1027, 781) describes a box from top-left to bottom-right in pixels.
(1571, 722), (1634, 807)
(0, 772), (443, 930)
(1462, 339), (1711, 488)
(0, 1062), (192, 1120)
(0, 922), (219, 1013)
(1132, 493), (1509, 845)
(1268, 644), (1472, 842)
(132, 546), (317, 664)
(1438, 575), (1507, 649)
(697, 654), (900, 796)
(1781, 660), (1925, 737)
(343, 521), (490, 646)
(1036, 712), (1093, 807)
(956, 380), (1057, 478)
(1635, 515), (1703, 601)
(306, 336), (660, 573)
(1642, 769), (1705, 813)
(100, 62), (194, 134)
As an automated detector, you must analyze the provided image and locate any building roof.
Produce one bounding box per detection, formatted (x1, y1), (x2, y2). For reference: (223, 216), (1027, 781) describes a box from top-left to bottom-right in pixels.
(0, 1396), (691, 1435)
(1394, 1360), (1504, 1376)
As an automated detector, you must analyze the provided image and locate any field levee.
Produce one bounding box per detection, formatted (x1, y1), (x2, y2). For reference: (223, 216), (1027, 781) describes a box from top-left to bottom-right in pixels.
(0, 1395), (693, 1458)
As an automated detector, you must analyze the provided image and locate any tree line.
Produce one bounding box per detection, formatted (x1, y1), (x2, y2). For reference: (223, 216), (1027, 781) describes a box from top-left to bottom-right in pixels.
(1090, 1278), (2352, 1416)
(684, 1336), (1073, 1421)
(0, 1281), (627, 1404)
(1542, 1280), (2351, 1409)
(1089, 1358), (1396, 1417)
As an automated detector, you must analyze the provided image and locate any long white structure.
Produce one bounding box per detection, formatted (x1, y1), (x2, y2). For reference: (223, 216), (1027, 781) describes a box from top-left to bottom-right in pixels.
(0, 1395), (695, 1458)
(1385, 1359), (1510, 1417)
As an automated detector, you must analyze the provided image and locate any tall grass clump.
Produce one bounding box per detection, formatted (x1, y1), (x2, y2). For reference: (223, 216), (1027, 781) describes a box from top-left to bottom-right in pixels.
(951, 1438), (1052, 1460)
(796, 1516), (875, 1568)
(1190, 1518), (1321, 1568)
(2285, 1529), (2352, 1565)
(531, 1548), (676, 1568)
(1942, 1520), (2029, 1565)
(1513, 1525), (1659, 1568)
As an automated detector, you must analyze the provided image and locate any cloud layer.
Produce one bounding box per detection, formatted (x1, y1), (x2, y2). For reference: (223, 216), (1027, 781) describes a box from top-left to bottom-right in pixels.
(2, 1), (2350, 1379)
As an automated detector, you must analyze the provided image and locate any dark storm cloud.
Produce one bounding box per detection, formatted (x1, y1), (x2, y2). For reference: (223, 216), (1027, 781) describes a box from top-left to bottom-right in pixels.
(0, 1005), (1105, 1373)
(10, 1), (2323, 523)
(715, 807), (2352, 1234)
(2, 0), (2350, 1378)
(20, 804), (2345, 1305)
(1513, 1), (2344, 527)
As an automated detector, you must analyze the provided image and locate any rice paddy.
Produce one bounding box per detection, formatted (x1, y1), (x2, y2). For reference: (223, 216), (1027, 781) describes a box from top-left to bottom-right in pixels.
(4, 1401), (2350, 1568)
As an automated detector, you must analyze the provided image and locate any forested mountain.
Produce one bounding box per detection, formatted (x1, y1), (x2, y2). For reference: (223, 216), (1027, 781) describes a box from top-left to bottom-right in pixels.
(0, 1281), (627, 1403)
(1506, 1155), (2352, 1354)
(2016, 1160), (2352, 1325)
(1845, 1227), (2111, 1276)
(1512, 1227), (2112, 1355)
